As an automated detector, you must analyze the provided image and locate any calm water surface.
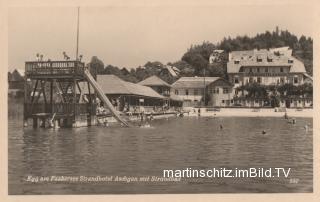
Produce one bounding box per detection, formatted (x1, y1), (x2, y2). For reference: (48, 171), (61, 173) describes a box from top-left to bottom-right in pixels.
(8, 100), (313, 194)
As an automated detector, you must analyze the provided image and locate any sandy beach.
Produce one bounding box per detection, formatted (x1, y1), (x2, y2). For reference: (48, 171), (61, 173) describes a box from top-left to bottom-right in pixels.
(185, 108), (313, 118)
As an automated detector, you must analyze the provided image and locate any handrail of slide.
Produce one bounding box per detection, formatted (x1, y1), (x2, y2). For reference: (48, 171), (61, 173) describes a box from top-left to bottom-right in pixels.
(84, 69), (129, 127)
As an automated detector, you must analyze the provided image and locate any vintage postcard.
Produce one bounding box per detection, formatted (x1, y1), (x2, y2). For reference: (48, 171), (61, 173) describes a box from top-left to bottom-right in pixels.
(2, 0), (319, 201)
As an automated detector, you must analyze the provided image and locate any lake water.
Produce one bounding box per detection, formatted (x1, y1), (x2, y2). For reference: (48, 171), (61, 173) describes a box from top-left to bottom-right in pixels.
(8, 100), (313, 194)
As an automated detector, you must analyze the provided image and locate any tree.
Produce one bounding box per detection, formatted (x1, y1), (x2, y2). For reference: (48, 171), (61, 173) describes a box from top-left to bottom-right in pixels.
(89, 56), (105, 74)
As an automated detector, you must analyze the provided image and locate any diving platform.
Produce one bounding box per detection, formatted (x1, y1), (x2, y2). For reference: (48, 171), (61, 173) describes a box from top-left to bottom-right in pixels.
(23, 60), (129, 128)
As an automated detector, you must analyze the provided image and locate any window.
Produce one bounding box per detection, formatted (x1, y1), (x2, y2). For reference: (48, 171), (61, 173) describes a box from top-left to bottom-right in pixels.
(234, 77), (239, 84)
(222, 100), (225, 103)
(216, 88), (219, 94)
(257, 58), (262, 62)
(249, 77), (253, 83)
(280, 77), (285, 83)
(294, 77), (298, 84)
(194, 89), (198, 95)
(234, 60), (240, 64)
(257, 77), (262, 83)
(175, 90), (179, 95)
(265, 67), (268, 73)
(280, 67), (284, 73)
(249, 68), (253, 73)
(185, 89), (189, 95)
(257, 68), (260, 73)
(288, 59), (294, 64)
(223, 88), (229, 94)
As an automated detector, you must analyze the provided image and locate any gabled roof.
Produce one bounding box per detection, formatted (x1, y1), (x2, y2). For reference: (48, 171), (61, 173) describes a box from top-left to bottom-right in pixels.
(16, 68), (25, 76)
(138, 75), (171, 87)
(171, 77), (229, 89)
(10, 69), (25, 81)
(79, 75), (165, 99)
(227, 48), (306, 73)
(163, 65), (180, 77)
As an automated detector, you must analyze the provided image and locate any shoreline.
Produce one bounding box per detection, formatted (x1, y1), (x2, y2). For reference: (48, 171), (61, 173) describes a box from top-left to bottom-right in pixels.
(184, 108), (313, 118)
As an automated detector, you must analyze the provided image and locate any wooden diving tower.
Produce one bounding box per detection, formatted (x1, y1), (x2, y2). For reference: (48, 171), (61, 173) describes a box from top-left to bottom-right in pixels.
(23, 60), (129, 128)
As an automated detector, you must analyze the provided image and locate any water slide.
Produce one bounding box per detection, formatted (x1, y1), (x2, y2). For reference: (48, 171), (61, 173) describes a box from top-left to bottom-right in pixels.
(84, 69), (129, 127)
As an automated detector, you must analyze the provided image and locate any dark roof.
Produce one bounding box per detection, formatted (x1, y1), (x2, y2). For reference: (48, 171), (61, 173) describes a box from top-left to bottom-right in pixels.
(10, 69), (25, 82)
(138, 75), (171, 87)
(163, 65), (180, 77)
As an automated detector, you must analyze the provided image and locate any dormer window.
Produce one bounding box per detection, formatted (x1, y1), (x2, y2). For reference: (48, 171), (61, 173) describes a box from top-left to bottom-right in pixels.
(234, 60), (240, 64)
(257, 58), (262, 62)
(288, 59), (294, 64)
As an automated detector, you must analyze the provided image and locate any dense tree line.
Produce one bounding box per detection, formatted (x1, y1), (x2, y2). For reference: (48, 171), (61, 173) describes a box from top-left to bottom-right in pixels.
(89, 28), (313, 84)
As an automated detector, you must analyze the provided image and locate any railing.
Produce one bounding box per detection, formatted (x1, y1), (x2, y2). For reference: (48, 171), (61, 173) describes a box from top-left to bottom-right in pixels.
(25, 61), (86, 77)
(24, 103), (97, 117)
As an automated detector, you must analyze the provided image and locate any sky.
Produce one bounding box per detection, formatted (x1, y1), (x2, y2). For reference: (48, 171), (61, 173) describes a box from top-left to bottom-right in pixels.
(8, 4), (316, 70)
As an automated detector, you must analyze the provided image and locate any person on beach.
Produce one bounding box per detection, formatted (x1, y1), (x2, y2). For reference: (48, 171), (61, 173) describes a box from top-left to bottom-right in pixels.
(198, 108), (201, 116)
(284, 112), (289, 119)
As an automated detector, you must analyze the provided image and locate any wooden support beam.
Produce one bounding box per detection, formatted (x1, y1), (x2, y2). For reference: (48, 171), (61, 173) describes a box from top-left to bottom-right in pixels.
(87, 81), (92, 104)
(30, 80), (39, 104)
(50, 80), (53, 105)
(41, 81), (47, 104)
(58, 82), (67, 103)
(76, 81), (82, 103)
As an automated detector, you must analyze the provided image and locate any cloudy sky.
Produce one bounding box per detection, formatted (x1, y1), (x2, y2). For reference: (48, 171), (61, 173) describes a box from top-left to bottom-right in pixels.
(8, 3), (315, 70)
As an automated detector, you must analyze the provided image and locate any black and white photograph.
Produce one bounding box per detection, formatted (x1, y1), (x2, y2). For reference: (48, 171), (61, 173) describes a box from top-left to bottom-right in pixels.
(4, 0), (318, 198)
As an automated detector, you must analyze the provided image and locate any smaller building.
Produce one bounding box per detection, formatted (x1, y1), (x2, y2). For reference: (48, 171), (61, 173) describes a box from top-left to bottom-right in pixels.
(209, 50), (224, 64)
(171, 77), (234, 107)
(138, 75), (171, 96)
(8, 69), (25, 96)
(79, 74), (182, 113)
(159, 65), (180, 79)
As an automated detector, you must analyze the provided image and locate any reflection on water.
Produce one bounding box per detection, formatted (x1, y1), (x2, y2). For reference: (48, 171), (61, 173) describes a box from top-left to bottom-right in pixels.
(8, 100), (313, 194)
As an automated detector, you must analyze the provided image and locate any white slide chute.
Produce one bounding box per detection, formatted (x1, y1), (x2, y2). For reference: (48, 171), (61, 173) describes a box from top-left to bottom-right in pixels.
(84, 69), (129, 127)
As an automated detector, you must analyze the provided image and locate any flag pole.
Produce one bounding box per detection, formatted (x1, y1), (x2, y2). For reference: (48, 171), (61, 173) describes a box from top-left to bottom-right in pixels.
(76, 7), (80, 61)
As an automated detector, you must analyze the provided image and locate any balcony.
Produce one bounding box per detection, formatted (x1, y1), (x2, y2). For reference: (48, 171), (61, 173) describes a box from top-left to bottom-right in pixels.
(25, 61), (86, 79)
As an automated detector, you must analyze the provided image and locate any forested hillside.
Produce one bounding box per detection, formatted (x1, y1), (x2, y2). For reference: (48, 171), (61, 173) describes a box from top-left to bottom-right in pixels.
(89, 28), (313, 84)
